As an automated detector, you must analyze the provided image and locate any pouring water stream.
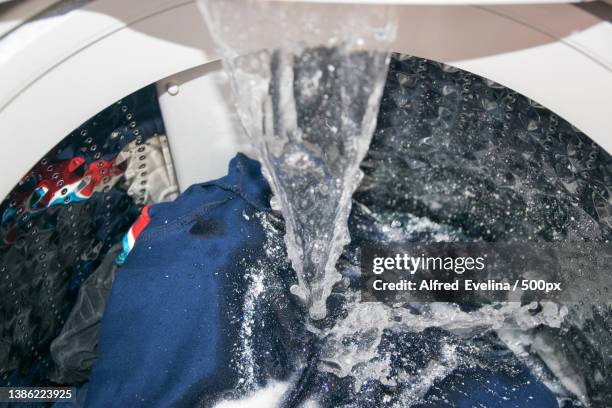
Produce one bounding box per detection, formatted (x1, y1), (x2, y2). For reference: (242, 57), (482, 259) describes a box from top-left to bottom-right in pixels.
(198, 0), (397, 320)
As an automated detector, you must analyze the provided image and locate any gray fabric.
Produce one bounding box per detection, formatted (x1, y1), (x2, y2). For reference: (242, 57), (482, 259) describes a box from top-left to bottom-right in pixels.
(116, 134), (179, 205)
(49, 244), (122, 384)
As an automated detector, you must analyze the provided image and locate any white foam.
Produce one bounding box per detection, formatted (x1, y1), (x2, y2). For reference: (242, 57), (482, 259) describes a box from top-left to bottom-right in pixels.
(213, 381), (290, 408)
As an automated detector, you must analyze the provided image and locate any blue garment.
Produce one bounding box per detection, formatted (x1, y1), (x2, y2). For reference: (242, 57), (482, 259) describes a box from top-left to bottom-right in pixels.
(85, 154), (299, 407)
(308, 329), (558, 408)
(426, 367), (558, 408)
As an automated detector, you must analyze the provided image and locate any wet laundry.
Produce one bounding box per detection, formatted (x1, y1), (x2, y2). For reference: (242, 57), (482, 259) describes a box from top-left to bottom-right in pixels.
(84, 154), (560, 408)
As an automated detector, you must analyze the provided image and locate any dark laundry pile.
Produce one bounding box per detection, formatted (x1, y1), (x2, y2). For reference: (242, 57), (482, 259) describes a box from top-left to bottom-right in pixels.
(358, 54), (612, 242)
(353, 54), (612, 404)
(0, 85), (177, 390)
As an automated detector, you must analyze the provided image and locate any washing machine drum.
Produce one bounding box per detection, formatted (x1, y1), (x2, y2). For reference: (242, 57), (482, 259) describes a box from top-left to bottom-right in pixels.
(0, 52), (610, 406)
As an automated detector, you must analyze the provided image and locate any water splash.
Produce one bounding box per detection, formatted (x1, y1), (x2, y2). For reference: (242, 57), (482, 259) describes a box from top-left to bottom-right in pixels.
(199, 0), (397, 319)
(208, 52), (612, 406)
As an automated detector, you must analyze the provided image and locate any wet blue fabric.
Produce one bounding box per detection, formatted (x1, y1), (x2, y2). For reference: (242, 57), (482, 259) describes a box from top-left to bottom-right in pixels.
(84, 154), (558, 407)
(419, 367), (558, 408)
(311, 328), (558, 408)
(413, 332), (558, 408)
(85, 154), (275, 407)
